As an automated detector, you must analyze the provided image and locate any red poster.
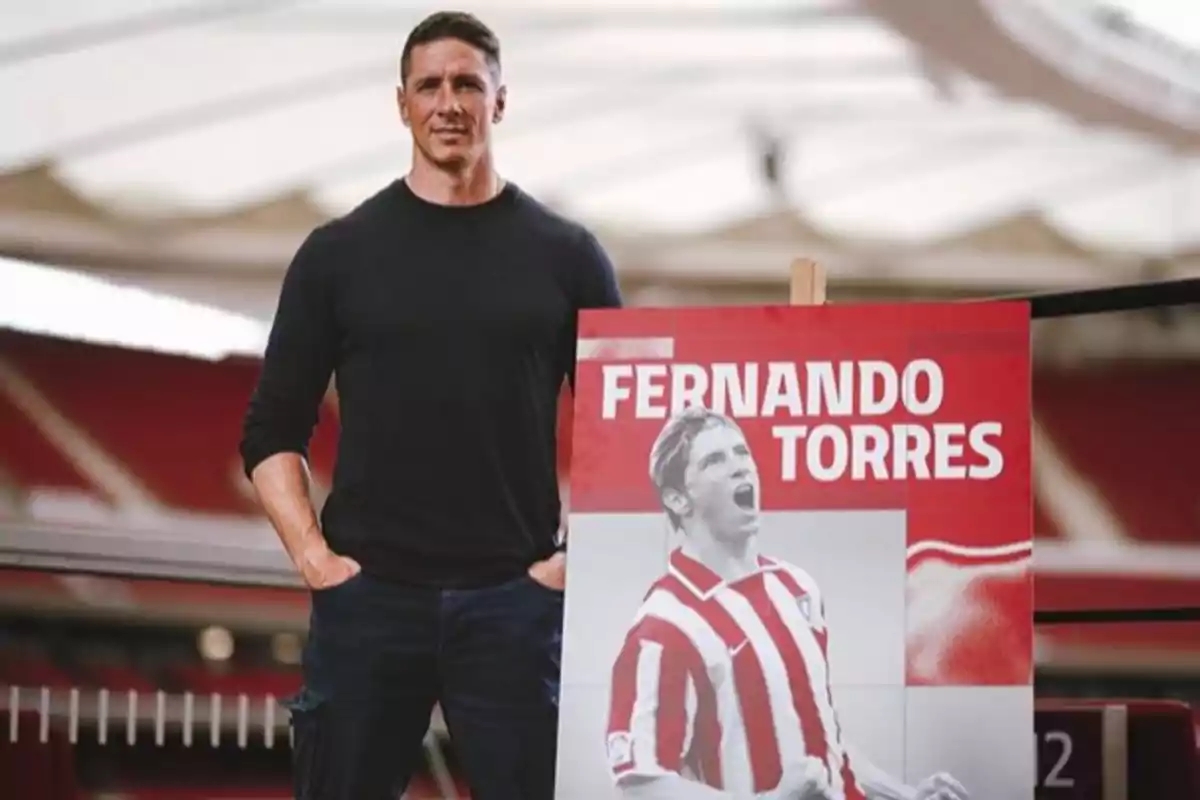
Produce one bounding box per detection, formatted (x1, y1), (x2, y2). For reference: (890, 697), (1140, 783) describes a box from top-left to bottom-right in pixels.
(556, 303), (1033, 799)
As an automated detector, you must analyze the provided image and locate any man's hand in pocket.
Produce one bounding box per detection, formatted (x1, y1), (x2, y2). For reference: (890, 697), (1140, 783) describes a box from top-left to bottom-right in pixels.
(527, 551), (566, 591)
(301, 543), (362, 591)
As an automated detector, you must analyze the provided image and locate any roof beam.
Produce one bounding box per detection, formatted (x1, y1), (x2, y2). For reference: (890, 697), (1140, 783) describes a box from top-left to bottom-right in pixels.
(245, 4), (864, 34)
(1038, 155), (1184, 207)
(0, 0), (298, 66)
(230, 67), (926, 197)
(17, 54), (909, 167)
(24, 60), (388, 164)
(544, 98), (963, 196)
(797, 132), (1131, 206)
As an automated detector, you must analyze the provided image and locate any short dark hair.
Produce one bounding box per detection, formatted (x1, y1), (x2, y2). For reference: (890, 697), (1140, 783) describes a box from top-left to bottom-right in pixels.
(400, 11), (501, 86)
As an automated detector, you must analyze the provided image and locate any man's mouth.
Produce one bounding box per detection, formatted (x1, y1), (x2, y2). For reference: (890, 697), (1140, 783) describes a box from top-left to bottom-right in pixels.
(434, 127), (468, 136)
(733, 484), (756, 511)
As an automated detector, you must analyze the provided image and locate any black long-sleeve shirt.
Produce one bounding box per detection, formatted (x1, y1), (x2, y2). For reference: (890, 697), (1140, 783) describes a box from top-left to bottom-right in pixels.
(239, 179), (622, 588)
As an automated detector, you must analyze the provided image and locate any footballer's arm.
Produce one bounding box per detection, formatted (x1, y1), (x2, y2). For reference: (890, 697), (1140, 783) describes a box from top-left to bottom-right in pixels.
(844, 745), (918, 800)
(804, 580), (968, 800)
(844, 745), (969, 800)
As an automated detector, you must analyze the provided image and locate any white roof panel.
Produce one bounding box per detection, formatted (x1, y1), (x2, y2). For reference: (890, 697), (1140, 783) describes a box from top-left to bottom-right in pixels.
(2, 0), (1197, 257)
(566, 149), (771, 234)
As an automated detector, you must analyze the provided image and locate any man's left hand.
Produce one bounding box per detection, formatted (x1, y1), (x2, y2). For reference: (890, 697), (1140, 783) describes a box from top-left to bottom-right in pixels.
(914, 773), (968, 800)
(528, 550), (566, 591)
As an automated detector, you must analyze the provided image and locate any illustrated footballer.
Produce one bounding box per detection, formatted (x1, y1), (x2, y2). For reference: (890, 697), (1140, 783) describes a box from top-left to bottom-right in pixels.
(605, 406), (970, 800)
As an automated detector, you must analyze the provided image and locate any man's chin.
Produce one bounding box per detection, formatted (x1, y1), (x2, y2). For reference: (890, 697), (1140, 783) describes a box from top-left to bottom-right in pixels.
(425, 144), (474, 169)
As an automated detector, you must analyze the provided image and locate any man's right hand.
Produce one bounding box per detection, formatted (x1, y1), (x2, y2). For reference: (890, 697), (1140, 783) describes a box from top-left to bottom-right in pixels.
(300, 543), (362, 591)
(769, 757), (833, 800)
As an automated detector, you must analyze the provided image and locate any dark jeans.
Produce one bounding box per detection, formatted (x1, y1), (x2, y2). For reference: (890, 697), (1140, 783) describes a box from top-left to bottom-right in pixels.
(284, 571), (564, 800)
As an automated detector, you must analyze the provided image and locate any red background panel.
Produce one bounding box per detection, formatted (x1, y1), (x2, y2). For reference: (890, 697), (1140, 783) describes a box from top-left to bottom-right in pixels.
(570, 302), (1032, 687)
(573, 302), (1029, 533)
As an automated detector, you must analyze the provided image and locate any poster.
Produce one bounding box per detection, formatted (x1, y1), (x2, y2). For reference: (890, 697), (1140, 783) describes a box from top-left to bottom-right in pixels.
(556, 303), (1034, 800)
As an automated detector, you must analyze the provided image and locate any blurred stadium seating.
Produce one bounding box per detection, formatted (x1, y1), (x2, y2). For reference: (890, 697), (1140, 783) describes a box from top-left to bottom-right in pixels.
(2, 0), (1199, 797)
(1, 314), (1198, 797)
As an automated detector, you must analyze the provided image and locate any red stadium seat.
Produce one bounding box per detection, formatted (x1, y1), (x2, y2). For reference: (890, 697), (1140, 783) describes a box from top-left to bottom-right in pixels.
(77, 661), (158, 694)
(0, 331), (340, 516)
(110, 790), (293, 800)
(0, 651), (75, 690)
(0, 711), (78, 800)
(0, 387), (99, 498)
(1035, 363), (1200, 544)
(165, 663), (300, 700)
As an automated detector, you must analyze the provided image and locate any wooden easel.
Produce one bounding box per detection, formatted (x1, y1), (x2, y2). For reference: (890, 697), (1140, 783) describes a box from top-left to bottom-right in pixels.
(789, 258), (827, 306)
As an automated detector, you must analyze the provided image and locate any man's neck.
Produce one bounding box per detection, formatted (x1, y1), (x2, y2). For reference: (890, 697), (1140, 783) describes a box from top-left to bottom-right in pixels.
(682, 529), (759, 584)
(406, 154), (502, 207)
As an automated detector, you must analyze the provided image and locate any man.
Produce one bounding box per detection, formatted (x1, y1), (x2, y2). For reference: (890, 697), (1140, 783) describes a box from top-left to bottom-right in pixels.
(606, 407), (969, 800)
(239, 11), (620, 800)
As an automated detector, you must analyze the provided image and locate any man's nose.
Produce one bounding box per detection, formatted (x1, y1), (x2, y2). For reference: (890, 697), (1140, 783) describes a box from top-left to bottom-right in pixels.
(435, 83), (461, 112)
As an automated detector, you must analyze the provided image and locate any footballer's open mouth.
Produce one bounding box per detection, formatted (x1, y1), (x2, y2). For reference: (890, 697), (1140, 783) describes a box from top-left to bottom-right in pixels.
(733, 484), (756, 511)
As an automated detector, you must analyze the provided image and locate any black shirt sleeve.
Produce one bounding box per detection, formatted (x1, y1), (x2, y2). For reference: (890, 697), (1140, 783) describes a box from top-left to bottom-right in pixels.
(565, 228), (623, 392)
(239, 224), (342, 478)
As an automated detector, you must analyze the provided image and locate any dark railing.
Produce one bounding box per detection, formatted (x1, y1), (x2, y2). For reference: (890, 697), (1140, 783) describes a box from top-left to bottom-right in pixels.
(1016, 276), (1200, 625)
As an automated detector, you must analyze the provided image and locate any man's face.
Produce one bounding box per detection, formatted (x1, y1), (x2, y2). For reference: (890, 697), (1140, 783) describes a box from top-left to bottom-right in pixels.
(397, 38), (505, 170)
(678, 422), (761, 542)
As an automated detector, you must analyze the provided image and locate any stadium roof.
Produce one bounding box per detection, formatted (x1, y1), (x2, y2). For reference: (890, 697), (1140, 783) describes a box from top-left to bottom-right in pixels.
(2, 0), (1199, 289)
(0, 255), (268, 359)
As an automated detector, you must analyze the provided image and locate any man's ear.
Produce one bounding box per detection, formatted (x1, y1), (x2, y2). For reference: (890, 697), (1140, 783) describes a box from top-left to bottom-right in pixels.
(661, 488), (691, 520)
(396, 85), (410, 128)
(493, 84), (507, 124)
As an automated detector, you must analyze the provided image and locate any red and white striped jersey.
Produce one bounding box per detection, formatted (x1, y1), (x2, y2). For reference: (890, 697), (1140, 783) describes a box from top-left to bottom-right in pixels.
(606, 547), (866, 799)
